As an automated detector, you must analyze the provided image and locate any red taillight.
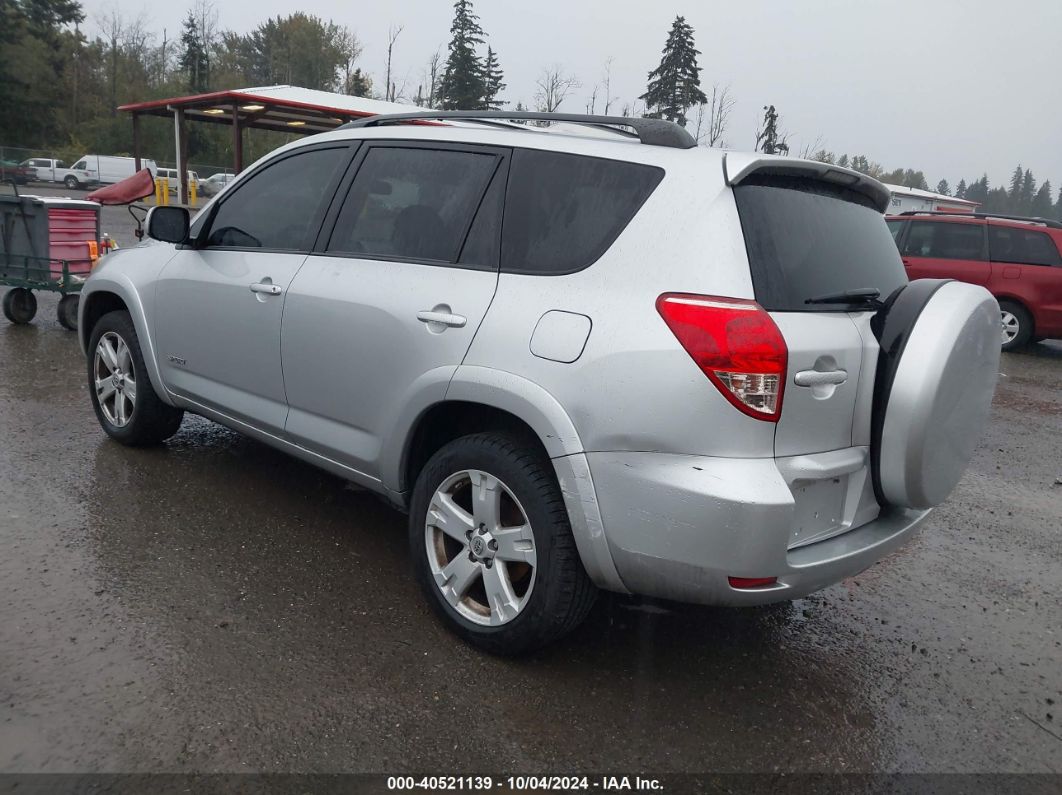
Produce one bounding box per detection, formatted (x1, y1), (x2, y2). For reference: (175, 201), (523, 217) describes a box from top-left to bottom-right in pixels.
(656, 293), (788, 422)
(728, 576), (778, 589)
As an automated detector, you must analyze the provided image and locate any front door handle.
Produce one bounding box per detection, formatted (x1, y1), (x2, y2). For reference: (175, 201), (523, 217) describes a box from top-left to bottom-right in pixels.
(417, 310), (466, 328)
(794, 369), (848, 387)
(249, 281), (282, 296)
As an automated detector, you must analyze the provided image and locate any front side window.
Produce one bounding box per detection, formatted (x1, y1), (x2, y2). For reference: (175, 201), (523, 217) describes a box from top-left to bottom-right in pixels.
(205, 147), (348, 251)
(73, 160), (86, 170)
(328, 146), (498, 263)
(886, 219), (906, 244)
(502, 150), (663, 275)
(902, 221), (985, 260)
(988, 226), (1062, 267)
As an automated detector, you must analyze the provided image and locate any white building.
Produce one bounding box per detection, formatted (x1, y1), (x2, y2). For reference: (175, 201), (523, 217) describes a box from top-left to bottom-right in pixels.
(882, 184), (980, 215)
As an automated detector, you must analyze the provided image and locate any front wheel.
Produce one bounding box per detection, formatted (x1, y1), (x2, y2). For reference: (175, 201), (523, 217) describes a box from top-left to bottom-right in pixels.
(999, 301), (1033, 352)
(87, 310), (184, 445)
(2, 288), (37, 324)
(409, 433), (597, 655)
(64, 175), (79, 190)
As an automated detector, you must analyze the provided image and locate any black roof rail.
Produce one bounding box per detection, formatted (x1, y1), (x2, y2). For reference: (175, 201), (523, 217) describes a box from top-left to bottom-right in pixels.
(895, 209), (1062, 230)
(340, 111), (697, 150)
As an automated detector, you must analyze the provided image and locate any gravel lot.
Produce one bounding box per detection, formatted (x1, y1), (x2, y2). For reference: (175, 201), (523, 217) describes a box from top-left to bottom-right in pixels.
(0, 209), (1060, 777)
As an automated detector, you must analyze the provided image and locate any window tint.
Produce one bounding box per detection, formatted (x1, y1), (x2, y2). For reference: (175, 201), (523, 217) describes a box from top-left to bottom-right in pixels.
(206, 147), (347, 250)
(458, 170), (504, 269)
(902, 221), (985, 260)
(329, 147), (497, 262)
(988, 225), (1062, 266)
(733, 176), (907, 312)
(886, 219), (906, 244)
(501, 149), (663, 275)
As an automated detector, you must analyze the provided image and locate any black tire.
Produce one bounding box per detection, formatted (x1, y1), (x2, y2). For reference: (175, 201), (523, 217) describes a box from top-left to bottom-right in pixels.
(409, 432), (597, 655)
(87, 310), (184, 445)
(999, 300), (1033, 352)
(57, 294), (79, 331)
(64, 175), (79, 190)
(2, 288), (37, 324)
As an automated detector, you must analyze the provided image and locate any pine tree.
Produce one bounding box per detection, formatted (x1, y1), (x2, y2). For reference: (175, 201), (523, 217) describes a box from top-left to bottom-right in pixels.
(346, 68), (372, 97)
(436, 0), (487, 110)
(1018, 168), (1036, 215)
(1055, 183), (1062, 221)
(836, 154), (850, 169)
(954, 179), (967, 199)
(1030, 180), (1053, 218)
(965, 175), (990, 206)
(1007, 165), (1024, 209)
(755, 105), (788, 155)
(179, 12), (210, 93)
(640, 16), (708, 127)
(482, 46), (505, 110)
(936, 179), (950, 196)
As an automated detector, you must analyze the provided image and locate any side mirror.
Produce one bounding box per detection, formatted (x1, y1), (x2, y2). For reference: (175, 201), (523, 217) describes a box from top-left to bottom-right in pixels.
(145, 206), (189, 244)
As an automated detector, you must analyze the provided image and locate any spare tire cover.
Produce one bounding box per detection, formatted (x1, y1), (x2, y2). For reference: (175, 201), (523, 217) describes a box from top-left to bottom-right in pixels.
(872, 279), (1000, 509)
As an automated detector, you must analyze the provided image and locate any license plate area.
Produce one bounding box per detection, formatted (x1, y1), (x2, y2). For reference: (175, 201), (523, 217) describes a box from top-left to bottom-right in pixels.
(788, 476), (847, 549)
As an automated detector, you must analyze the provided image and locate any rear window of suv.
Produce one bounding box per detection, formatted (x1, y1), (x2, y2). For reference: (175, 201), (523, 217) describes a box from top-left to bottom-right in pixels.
(734, 175), (907, 311)
(501, 150), (663, 275)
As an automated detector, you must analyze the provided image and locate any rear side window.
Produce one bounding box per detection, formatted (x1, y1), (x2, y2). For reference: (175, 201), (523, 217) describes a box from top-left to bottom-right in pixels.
(328, 147), (497, 263)
(734, 176), (907, 311)
(206, 146), (348, 250)
(902, 221), (985, 260)
(501, 150), (663, 275)
(988, 226), (1062, 267)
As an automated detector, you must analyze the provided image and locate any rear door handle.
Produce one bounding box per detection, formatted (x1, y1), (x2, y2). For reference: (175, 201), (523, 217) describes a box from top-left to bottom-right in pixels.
(249, 282), (282, 296)
(794, 369), (848, 387)
(417, 310), (466, 328)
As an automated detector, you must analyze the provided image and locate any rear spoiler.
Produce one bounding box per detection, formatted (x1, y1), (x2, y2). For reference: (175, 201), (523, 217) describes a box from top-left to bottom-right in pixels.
(723, 153), (892, 214)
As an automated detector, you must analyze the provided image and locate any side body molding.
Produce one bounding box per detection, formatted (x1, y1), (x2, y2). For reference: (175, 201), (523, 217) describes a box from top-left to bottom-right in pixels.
(444, 366), (628, 593)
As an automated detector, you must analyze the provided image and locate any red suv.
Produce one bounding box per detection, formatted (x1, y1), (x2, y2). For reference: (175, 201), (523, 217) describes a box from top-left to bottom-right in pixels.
(886, 211), (1062, 351)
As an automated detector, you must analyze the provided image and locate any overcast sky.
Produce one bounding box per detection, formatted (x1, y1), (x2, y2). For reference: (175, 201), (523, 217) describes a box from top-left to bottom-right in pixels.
(79, 0), (1062, 190)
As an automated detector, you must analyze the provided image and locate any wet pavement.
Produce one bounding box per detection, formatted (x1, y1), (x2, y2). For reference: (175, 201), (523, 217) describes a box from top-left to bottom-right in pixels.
(1, 292), (1060, 775)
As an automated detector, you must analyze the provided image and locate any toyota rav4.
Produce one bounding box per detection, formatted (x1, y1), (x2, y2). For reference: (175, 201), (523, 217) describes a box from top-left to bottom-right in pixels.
(79, 111), (1000, 654)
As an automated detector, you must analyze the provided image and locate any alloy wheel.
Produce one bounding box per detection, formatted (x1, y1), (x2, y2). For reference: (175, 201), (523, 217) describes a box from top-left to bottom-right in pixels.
(93, 331), (136, 427)
(1000, 310), (1020, 345)
(425, 469), (537, 626)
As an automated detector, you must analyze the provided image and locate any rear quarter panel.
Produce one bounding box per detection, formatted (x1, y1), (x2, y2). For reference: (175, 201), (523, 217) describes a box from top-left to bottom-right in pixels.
(459, 150), (777, 459)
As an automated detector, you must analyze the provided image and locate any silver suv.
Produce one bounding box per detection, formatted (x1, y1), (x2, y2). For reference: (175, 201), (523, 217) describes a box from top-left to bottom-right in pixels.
(79, 111), (1000, 654)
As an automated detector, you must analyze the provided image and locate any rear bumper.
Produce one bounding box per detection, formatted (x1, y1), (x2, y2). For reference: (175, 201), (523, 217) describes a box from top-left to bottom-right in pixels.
(586, 451), (930, 605)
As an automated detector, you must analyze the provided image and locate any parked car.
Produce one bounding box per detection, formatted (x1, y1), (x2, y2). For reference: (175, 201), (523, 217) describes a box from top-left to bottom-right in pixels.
(20, 157), (67, 182)
(155, 168), (201, 195)
(0, 160), (34, 185)
(77, 112), (1001, 654)
(887, 211), (1062, 350)
(199, 172), (236, 196)
(67, 155), (156, 189)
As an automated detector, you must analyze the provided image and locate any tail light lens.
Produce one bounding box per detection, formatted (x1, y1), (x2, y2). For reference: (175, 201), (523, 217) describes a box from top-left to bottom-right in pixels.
(656, 293), (788, 421)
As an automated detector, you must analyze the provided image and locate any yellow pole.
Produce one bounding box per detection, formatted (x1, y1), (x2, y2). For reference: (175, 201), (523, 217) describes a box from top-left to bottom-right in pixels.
(189, 176), (197, 206)
(154, 177), (162, 205)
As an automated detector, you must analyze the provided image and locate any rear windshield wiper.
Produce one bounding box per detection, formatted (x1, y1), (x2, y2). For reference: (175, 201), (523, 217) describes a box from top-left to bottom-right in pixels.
(805, 288), (884, 309)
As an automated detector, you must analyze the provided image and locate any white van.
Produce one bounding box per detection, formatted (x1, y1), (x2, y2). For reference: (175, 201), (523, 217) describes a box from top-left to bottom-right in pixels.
(155, 168), (201, 194)
(70, 155), (157, 189)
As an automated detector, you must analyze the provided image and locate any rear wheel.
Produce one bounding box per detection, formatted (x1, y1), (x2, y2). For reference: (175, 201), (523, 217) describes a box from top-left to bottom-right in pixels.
(2, 288), (37, 324)
(57, 294), (79, 331)
(87, 310), (184, 445)
(999, 301), (1032, 352)
(409, 433), (596, 655)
